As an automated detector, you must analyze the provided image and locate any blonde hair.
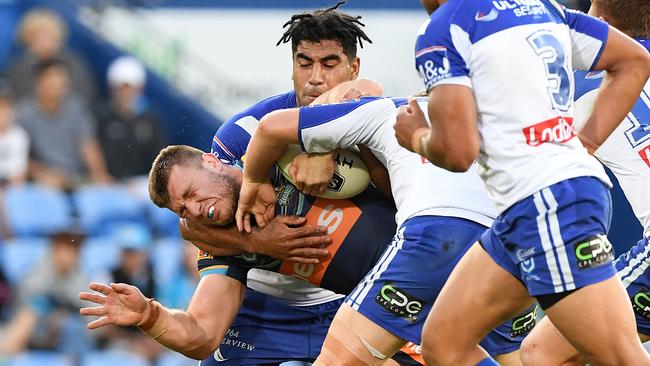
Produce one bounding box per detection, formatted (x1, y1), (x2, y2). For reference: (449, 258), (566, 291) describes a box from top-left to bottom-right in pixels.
(148, 145), (204, 208)
(18, 8), (67, 46)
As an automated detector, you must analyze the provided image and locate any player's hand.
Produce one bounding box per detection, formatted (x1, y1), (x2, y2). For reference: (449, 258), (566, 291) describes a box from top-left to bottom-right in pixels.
(394, 98), (430, 152)
(289, 151), (337, 196)
(79, 282), (149, 330)
(236, 178), (276, 233)
(251, 215), (332, 263)
(340, 87), (368, 101)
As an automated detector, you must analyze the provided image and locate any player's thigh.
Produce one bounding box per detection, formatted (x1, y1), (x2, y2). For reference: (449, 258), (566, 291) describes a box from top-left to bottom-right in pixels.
(424, 242), (533, 346)
(346, 216), (486, 346)
(544, 276), (647, 364)
(520, 316), (585, 366)
(494, 350), (522, 366)
(316, 304), (406, 366)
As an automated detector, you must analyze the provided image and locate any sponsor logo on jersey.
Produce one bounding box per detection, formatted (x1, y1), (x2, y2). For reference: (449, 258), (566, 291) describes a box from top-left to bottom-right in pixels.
(416, 48), (451, 90)
(516, 247), (536, 261)
(375, 282), (425, 324)
(219, 328), (256, 353)
(573, 235), (613, 270)
(493, 0), (548, 17)
(475, 8), (499, 22)
(523, 116), (575, 147)
(639, 145), (650, 169)
(197, 250), (212, 260)
(632, 288), (650, 320)
(521, 258), (535, 273)
(510, 307), (537, 337)
(279, 198), (362, 286)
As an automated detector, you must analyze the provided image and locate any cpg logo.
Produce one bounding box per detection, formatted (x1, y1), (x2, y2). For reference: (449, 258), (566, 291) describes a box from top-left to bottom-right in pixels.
(573, 235), (614, 270)
(523, 116), (576, 147)
(375, 282), (425, 323)
(632, 289), (650, 320)
(510, 307), (537, 337)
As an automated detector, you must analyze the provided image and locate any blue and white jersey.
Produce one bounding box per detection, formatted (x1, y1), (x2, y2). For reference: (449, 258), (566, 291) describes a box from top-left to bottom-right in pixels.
(299, 97), (497, 227)
(212, 90), (297, 164)
(415, 0), (610, 212)
(574, 39), (650, 238)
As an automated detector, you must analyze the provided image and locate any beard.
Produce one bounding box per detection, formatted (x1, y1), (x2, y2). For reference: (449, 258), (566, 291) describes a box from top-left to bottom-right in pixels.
(205, 169), (240, 227)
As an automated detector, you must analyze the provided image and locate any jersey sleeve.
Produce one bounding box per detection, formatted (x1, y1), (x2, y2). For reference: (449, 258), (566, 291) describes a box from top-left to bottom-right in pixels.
(211, 114), (261, 164)
(196, 250), (249, 284)
(298, 98), (396, 153)
(564, 9), (609, 71)
(415, 18), (472, 92)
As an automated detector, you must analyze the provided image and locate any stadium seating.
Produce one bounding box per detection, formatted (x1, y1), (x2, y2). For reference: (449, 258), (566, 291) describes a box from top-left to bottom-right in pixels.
(7, 351), (73, 366)
(79, 236), (122, 276)
(74, 184), (146, 236)
(3, 184), (72, 237)
(150, 238), (184, 284)
(81, 350), (149, 366)
(1, 237), (49, 285)
(145, 201), (181, 238)
(156, 351), (196, 366)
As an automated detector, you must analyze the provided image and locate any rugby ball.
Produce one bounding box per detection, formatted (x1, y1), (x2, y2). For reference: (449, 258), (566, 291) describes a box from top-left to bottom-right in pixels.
(277, 145), (370, 199)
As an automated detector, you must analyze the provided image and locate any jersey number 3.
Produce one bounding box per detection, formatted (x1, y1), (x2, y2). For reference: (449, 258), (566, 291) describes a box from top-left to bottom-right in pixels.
(528, 31), (571, 112)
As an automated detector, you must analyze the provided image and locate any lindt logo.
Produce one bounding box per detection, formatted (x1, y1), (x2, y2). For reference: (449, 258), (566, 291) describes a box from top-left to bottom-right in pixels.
(523, 117), (575, 147)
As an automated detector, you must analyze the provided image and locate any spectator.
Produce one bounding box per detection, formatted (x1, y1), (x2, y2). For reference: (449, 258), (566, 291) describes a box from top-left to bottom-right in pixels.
(99, 225), (162, 361)
(0, 81), (28, 186)
(157, 241), (199, 310)
(96, 56), (167, 180)
(16, 58), (111, 190)
(6, 8), (96, 105)
(0, 230), (93, 357)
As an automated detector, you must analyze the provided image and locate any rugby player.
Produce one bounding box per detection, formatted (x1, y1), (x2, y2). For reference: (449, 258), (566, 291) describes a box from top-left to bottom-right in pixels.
(393, 0), (650, 365)
(520, 1), (650, 364)
(79, 142), (399, 365)
(81, 4), (413, 365)
(233, 84), (536, 365)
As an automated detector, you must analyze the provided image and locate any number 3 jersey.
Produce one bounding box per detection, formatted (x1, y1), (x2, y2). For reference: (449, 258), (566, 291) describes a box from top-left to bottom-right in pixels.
(573, 39), (650, 238)
(415, 0), (609, 212)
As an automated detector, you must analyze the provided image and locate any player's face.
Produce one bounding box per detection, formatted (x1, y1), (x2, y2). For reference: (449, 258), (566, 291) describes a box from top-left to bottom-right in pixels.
(292, 39), (360, 106)
(166, 155), (240, 227)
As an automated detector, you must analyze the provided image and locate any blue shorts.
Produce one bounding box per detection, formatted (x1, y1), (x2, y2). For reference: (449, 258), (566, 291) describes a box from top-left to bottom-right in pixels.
(481, 176), (616, 297)
(616, 237), (650, 336)
(345, 215), (530, 356)
(201, 289), (343, 366)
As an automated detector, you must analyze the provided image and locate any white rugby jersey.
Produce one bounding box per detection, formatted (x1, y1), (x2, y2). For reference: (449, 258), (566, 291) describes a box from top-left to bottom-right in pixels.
(415, 0), (610, 212)
(573, 39), (650, 237)
(298, 97), (497, 228)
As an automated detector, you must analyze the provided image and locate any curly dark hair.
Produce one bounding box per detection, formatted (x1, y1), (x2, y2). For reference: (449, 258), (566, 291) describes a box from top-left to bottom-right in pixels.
(592, 0), (649, 38)
(277, 1), (372, 61)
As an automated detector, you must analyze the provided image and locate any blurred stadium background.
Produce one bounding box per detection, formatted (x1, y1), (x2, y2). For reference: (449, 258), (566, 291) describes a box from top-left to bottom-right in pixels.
(0, 0), (637, 365)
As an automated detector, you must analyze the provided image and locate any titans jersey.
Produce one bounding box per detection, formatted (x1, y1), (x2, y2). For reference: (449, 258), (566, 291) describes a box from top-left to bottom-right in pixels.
(573, 39), (650, 238)
(204, 90), (396, 304)
(299, 97), (497, 227)
(197, 167), (397, 296)
(415, 0), (610, 212)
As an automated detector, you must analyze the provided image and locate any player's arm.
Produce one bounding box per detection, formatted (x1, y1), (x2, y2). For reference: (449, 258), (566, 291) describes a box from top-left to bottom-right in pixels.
(79, 275), (244, 360)
(358, 144), (394, 203)
(577, 26), (650, 153)
(180, 217), (330, 263)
